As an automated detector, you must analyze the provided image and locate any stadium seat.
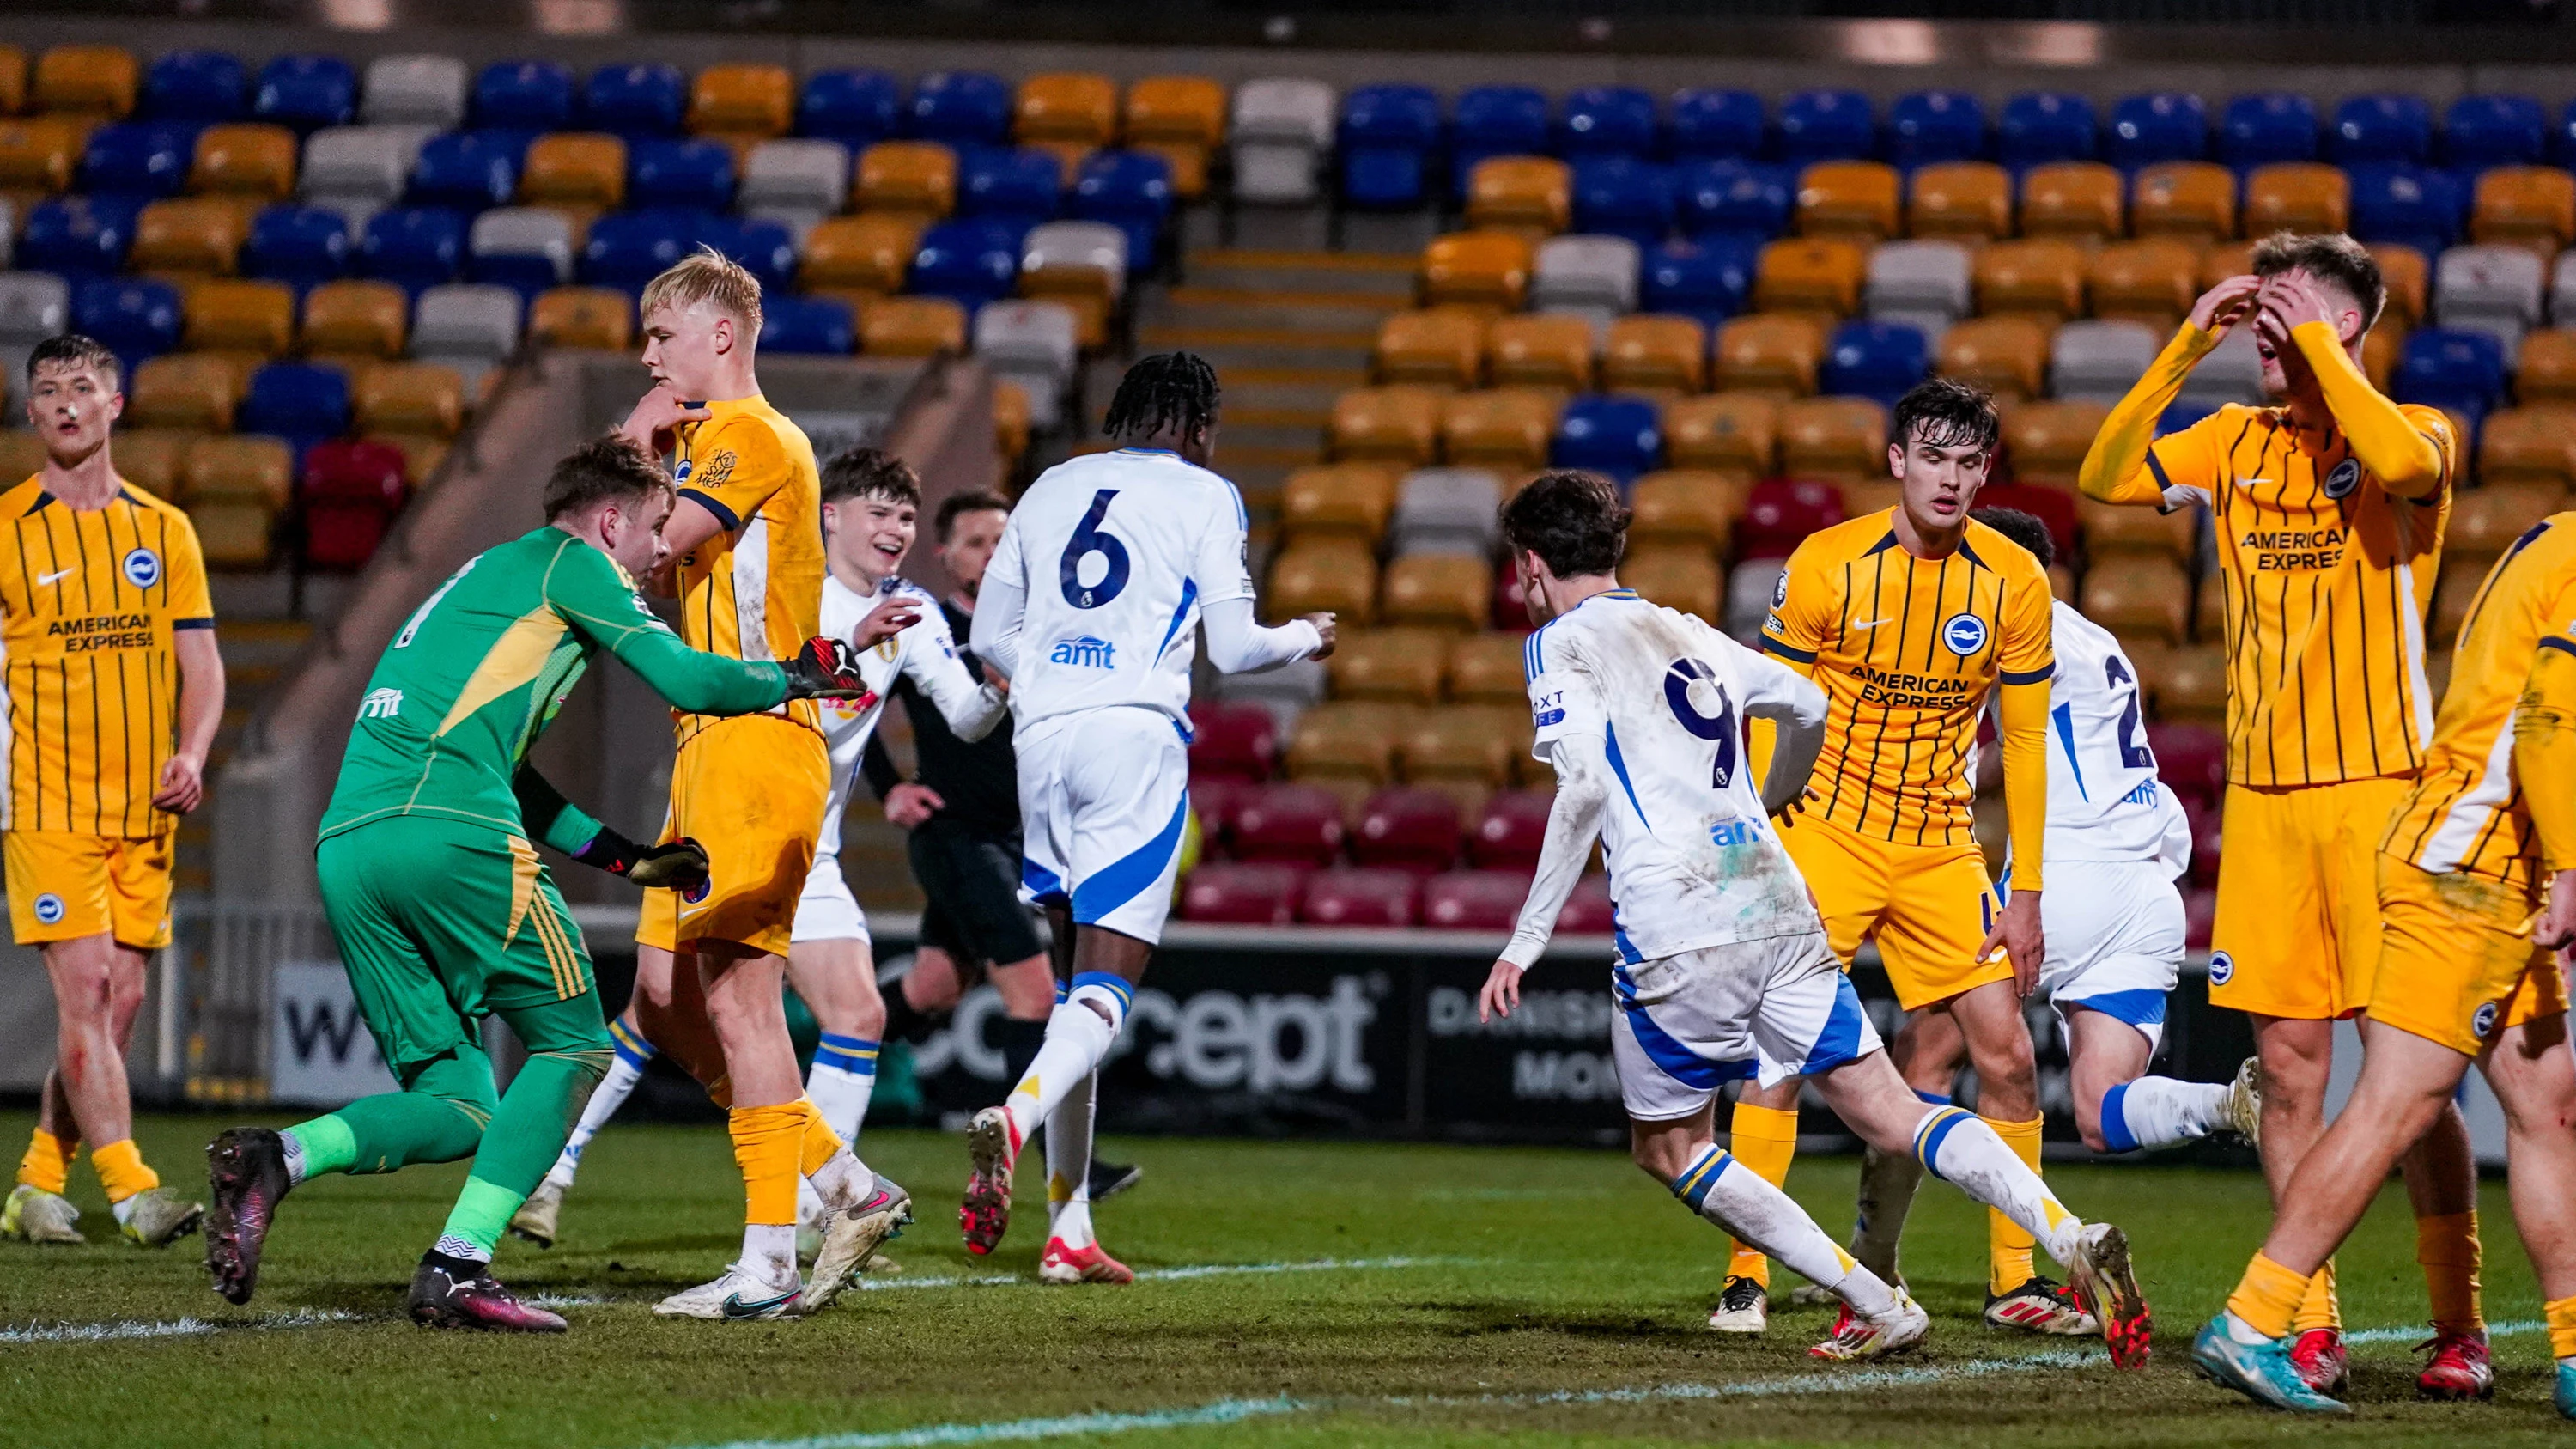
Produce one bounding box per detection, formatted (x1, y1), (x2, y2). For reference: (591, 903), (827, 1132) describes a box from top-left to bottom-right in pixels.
(466, 206), (576, 298)
(1555, 873), (1619, 934)
(1866, 239), (1973, 344)
(1603, 314), (1708, 394)
(2107, 93), (2208, 170)
(1279, 463), (1400, 547)
(1375, 307), (1487, 388)
(2087, 239), (2199, 334)
(1796, 161), (1901, 244)
(1421, 230), (1533, 312)
(762, 295), (856, 356)
(856, 295), (965, 357)
(629, 138), (735, 212)
(906, 219), (1022, 309)
(1661, 393), (1779, 479)
(180, 278), (293, 357)
(473, 61), (574, 132)
(236, 356), (349, 445)
(0, 114), (84, 197)
(406, 131), (517, 214)
(527, 285), (634, 350)
(2350, 163), (2464, 255)
(1907, 161), (2013, 243)
(790, 68), (900, 149)
(1380, 554), (1492, 630)
(1674, 160), (1793, 244)
(2375, 244), (2430, 329)
(1229, 77), (1333, 205)
(1998, 92), (2098, 170)
(1401, 703), (1527, 793)
(906, 70), (1012, 149)
(1624, 544), (1722, 618)
(300, 436), (408, 568)
(1753, 237), (1865, 316)
(1939, 314), (2052, 400)
(802, 213), (925, 299)
(354, 360), (465, 440)
(17, 195), (142, 281)
(1231, 782), (1346, 865)
(1737, 478), (1847, 559)
(1268, 538), (1379, 624)
(973, 300), (1077, 417)
(1449, 84), (1550, 197)
(1298, 867), (1419, 928)
(184, 124), (295, 208)
(1559, 85), (1657, 160)
(957, 146), (1061, 229)
(1286, 697), (1410, 789)
(1568, 158), (1672, 250)
(82, 121), (197, 198)
(1190, 700), (1283, 780)
(1779, 396), (1886, 485)
(1178, 861), (1305, 926)
(1820, 320), (1928, 408)
(1068, 151), (1172, 271)
(519, 132), (626, 210)
(362, 56), (467, 129)
(1390, 468), (1503, 557)
(2218, 93), (2318, 168)
(2333, 94), (2434, 166)
(2396, 327), (2508, 429)
(409, 283), (519, 383)
(2179, 326), (2264, 409)
(2451, 476), (2567, 555)
(2242, 162), (2348, 238)
(1629, 469), (1745, 552)
(2082, 555), (2192, 643)
(1977, 238), (2087, 322)
(1351, 787), (1466, 874)
(1329, 385), (1443, 466)
(0, 272), (70, 351)
(1123, 76), (1224, 201)
(301, 125), (438, 226)
(1886, 90), (1986, 169)
(2436, 244), (2546, 355)
(1440, 635), (1526, 706)
(2472, 165), (2576, 260)
(2079, 493), (2194, 563)
(2052, 320), (2163, 403)
(1777, 89), (1874, 166)
(1015, 72), (1117, 152)
(2019, 161), (2125, 241)
(1486, 314), (1595, 392)
(127, 352), (240, 431)
(179, 434), (291, 566)
(1466, 156), (1572, 235)
(2449, 94), (2549, 174)
(2522, 328), (2576, 405)
(253, 55), (356, 134)
(131, 197), (251, 278)
(1419, 869), (1536, 931)
(1337, 83), (1441, 210)
(1018, 219), (1125, 346)
(1713, 313), (1827, 394)
(1441, 388), (1558, 472)
(35, 45), (137, 119)
(301, 277), (408, 360)
(1669, 88), (1765, 162)
(738, 138), (851, 230)
(688, 64), (793, 144)
(2130, 161), (2237, 245)
(106, 428), (190, 496)
(1640, 238), (1755, 326)
(581, 62), (684, 141)
(358, 205), (465, 295)
(1551, 393), (1663, 482)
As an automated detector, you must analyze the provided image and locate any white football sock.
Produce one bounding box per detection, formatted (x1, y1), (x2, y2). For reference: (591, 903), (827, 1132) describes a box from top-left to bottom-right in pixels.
(1003, 999), (1119, 1142)
(741, 1222), (798, 1290)
(1046, 1069), (1098, 1249)
(805, 1033), (880, 1148)
(2226, 1309), (2277, 1345)
(805, 1145), (872, 1213)
(1911, 1105), (2084, 1268)
(548, 1017), (654, 1189)
(2099, 1077), (2231, 1153)
(1672, 1144), (1897, 1319)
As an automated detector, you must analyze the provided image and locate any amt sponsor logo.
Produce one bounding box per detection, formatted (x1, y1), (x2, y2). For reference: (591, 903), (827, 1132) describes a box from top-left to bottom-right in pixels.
(1710, 818), (1765, 848)
(1051, 635), (1116, 668)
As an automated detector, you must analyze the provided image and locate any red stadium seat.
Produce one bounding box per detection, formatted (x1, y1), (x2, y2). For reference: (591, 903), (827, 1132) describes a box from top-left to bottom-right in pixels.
(2144, 721), (2223, 810)
(301, 439), (407, 569)
(2184, 886), (2216, 950)
(1420, 869), (1536, 931)
(1179, 862), (1307, 926)
(1298, 867), (1420, 928)
(1187, 701), (1279, 780)
(1469, 789), (1553, 870)
(1230, 782), (1346, 867)
(1351, 787), (1462, 874)
(1557, 873), (1617, 934)
(1737, 479), (1846, 559)
(2187, 799), (2221, 887)
(1971, 484), (2077, 563)
(1188, 776), (1255, 851)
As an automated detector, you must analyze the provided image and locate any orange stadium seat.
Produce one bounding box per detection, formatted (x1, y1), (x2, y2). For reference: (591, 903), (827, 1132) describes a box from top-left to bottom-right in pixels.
(2082, 555), (2193, 644)
(1442, 387), (1558, 471)
(800, 214), (924, 299)
(1628, 470), (1745, 552)
(1625, 545), (1722, 619)
(180, 435), (291, 566)
(2479, 408), (2576, 492)
(1779, 397), (1886, 486)
(2520, 329), (2576, 404)
(2020, 162), (2124, 242)
(131, 197), (251, 277)
(1485, 314), (1594, 392)
(2430, 565), (2488, 647)
(858, 295), (967, 356)
(127, 354), (240, 432)
(1753, 238), (1865, 316)
(0, 46), (25, 115)
(111, 428), (189, 495)
(1329, 626), (1451, 703)
(1466, 156), (1572, 234)
(2363, 324), (2405, 392)
(2193, 574), (2227, 643)
(2130, 161), (2236, 246)
(2089, 240), (2199, 333)
(1279, 463), (1400, 545)
(992, 381), (1030, 465)
(301, 279), (409, 362)
(1714, 313), (1828, 395)
(2003, 399), (2111, 488)
(1421, 230), (1534, 312)
(1286, 699), (1407, 789)
(1908, 161), (2013, 243)
(0, 115), (82, 194)
(1401, 705), (1527, 796)
(1268, 539), (1379, 623)
(1603, 315), (1707, 394)
(1017, 73), (1119, 148)
(191, 123), (297, 201)
(1123, 76), (1225, 200)
(529, 287), (635, 350)
(2154, 643), (2227, 724)
(2243, 163), (2348, 237)
(521, 133), (627, 210)
(857, 142), (957, 219)
(2081, 496), (2195, 562)
(1664, 392), (1782, 475)
(1977, 239), (2087, 323)
(1797, 161), (1902, 243)
(1939, 315), (2052, 401)
(1330, 385), (1444, 466)
(1375, 307), (1487, 388)
(1381, 554), (1492, 630)
(2199, 240), (2255, 290)
(2472, 166), (2576, 259)
(34, 45), (135, 119)
(2373, 245), (2428, 330)
(0, 433), (44, 484)
(184, 279), (295, 357)
(688, 64), (794, 142)
(355, 361), (466, 440)
(2450, 479), (2567, 559)
(1447, 633), (1530, 703)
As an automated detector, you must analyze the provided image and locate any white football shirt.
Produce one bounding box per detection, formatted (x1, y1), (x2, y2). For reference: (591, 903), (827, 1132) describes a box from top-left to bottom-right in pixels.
(813, 573), (1002, 859)
(2033, 601), (2191, 874)
(1527, 589), (1825, 962)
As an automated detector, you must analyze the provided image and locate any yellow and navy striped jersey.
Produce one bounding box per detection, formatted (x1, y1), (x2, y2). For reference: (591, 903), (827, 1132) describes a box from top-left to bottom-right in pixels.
(0, 476), (212, 837)
(671, 394), (825, 741)
(1760, 509), (2054, 847)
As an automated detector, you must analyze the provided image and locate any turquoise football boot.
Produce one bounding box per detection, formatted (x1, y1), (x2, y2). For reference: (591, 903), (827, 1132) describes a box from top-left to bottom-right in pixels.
(2191, 1313), (2350, 1413)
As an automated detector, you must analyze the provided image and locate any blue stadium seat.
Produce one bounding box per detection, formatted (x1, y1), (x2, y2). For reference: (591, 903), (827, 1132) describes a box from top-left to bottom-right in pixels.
(409, 131), (521, 212)
(2106, 93), (2207, 169)
(1339, 83), (1442, 210)
(584, 63), (687, 141)
(1776, 89), (1874, 165)
(1570, 156), (1672, 247)
(1451, 85), (1551, 198)
(73, 278), (181, 372)
(1673, 160), (1792, 244)
(1668, 88), (1765, 162)
(16, 197), (143, 281)
(243, 205), (351, 290)
(629, 138), (738, 211)
(1641, 240), (1755, 324)
(907, 71), (1012, 148)
(2445, 94), (2547, 174)
(2395, 327), (2506, 429)
(959, 146), (1065, 228)
(2157, 398), (2220, 436)
(1821, 320), (1929, 409)
(253, 55), (358, 133)
(2349, 164), (2464, 254)
(2218, 94), (2318, 169)
(143, 50), (246, 123)
(909, 219), (1024, 308)
(1559, 87), (1658, 159)
(760, 295), (856, 356)
(1071, 151), (1173, 273)
(473, 61), (576, 132)
(580, 208), (702, 292)
(238, 362), (351, 458)
(1886, 91), (1985, 169)
(82, 122), (201, 198)
(698, 216), (797, 293)
(800, 70), (902, 147)
(2331, 94), (2433, 166)
(2555, 101), (2576, 169)
(1551, 394), (1663, 484)
(1998, 92), (2097, 169)
(359, 207), (467, 296)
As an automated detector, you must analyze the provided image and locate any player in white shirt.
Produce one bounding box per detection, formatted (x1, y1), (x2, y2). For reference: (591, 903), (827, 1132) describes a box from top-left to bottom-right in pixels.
(510, 450), (1003, 1251)
(960, 354), (1334, 1282)
(1477, 472), (2151, 1367)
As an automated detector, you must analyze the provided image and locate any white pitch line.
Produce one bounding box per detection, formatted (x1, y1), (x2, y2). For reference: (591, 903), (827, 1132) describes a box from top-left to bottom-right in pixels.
(2345, 1317), (2541, 1345)
(684, 1397), (1309, 1449)
(0, 1307), (359, 1343)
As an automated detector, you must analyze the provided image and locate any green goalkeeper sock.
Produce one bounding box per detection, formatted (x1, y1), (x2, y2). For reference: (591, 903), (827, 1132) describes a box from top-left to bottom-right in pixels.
(429, 1045), (611, 1261)
(295, 1050), (497, 1176)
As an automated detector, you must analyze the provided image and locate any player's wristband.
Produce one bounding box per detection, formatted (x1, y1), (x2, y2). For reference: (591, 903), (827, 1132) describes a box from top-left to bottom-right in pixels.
(571, 825), (646, 876)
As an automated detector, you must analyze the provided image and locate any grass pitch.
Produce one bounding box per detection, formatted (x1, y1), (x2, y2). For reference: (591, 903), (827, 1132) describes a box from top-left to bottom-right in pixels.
(0, 1112), (2564, 1447)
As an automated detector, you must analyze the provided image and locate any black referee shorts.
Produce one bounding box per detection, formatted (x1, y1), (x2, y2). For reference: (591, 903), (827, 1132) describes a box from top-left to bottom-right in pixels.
(908, 819), (1046, 969)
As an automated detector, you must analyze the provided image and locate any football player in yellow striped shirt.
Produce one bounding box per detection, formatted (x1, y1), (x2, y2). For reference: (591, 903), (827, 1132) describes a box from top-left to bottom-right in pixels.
(1730, 379), (2072, 1336)
(2195, 514), (2576, 1417)
(0, 334), (222, 1249)
(2080, 232), (2485, 1395)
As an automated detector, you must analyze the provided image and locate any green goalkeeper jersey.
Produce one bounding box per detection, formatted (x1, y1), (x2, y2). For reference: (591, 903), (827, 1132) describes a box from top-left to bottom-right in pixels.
(318, 526), (790, 853)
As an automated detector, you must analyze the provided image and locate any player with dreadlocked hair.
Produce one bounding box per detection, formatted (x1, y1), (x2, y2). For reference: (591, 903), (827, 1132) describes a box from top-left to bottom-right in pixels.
(1099, 350), (1221, 448)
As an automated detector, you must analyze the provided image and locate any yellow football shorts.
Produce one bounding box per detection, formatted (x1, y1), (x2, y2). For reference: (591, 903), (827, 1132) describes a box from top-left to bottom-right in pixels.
(1779, 811), (2011, 1011)
(634, 714), (828, 959)
(2367, 854), (2566, 1056)
(4, 831), (174, 949)
(2208, 776), (2415, 1020)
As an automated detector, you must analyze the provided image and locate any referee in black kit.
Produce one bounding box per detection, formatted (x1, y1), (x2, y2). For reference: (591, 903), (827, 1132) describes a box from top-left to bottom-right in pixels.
(866, 490), (1139, 1200)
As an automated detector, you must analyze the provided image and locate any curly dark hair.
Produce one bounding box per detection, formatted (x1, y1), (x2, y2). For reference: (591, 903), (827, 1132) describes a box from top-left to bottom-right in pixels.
(1102, 351), (1220, 443)
(1499, 470), (1630, 579)
(1971, 506), (2054, 569)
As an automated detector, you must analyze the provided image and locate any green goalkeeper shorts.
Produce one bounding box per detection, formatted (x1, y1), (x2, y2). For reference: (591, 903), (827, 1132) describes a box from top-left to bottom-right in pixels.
(315, 814), (598, 1077)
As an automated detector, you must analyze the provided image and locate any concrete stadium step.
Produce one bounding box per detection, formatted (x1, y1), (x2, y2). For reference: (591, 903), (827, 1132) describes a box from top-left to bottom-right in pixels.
(1141, 286), (1406, 335)
(1137, 327), (1377, 374)
(1188, 249), (1419, 298)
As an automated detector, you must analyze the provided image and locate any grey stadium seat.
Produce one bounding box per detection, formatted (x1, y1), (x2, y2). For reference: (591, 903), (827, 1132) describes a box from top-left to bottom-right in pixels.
(1214, 654), (1325, 733)
(1865, 240), (1972, 346)
(301, 125), (439, 229)
(1532, 234), (1639, 328)
(1389, 467), (1504, 557)
(1230, 79), (1334, 205)
(972, 301), (1080, 424)
(470, 207), (575, 289)
(2179, 326), (2263, 409)
(2436, 244), (2544, 357)
(1722, 558), (1787, 643)
(1021, 221), (1128, 307)
(739, 140), (851, 235)
(0, 272), (70, 348)
(2550, 251), (2576, 328)
(362, 55), (470, 129)
(2050, 320), (2162, 404)
(410, 283), (522, 392)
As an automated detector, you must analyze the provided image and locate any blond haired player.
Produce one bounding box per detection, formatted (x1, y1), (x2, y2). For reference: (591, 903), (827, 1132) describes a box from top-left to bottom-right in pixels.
(2081, 231), (2487, 1397)
(2196, 515), (2576, 1417)
(611, 248), (908, 1319)
(0, 334), (219, 1249)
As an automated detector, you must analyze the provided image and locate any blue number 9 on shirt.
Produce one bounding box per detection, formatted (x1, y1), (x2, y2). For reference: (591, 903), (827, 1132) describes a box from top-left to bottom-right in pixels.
(1059, 489), (1131, 609)
(1663, 657), (1739, 788)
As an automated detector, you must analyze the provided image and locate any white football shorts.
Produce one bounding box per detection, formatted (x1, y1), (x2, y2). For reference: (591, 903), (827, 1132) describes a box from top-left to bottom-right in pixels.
(791, 854), (870, 945)
(1610, 929), (1882, 1121)
(2038, 856), (2187, 1052)
(1016, 704), (1191, 947)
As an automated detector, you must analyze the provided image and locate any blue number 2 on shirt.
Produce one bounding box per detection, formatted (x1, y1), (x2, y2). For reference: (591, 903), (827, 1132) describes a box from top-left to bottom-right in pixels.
(1058, 489), (1131, 609)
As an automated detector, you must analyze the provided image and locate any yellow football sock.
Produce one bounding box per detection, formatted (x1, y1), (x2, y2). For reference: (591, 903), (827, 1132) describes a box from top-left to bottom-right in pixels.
(2291, 1260), (2341, 1335)
(726, 1103), (805, 1227)
(2416, 1210), (2483, 1335)
(1723, 1103), (1801, 1288)
(2228, 1252), (2312, 1342)
(796, 1097), (843, 1177)
(2547, 1294), (2576, 1361)
(89, 1139), (158, 1205)
(17, 1128), (72, 1195)
(1985, 1114), (2044, 1295)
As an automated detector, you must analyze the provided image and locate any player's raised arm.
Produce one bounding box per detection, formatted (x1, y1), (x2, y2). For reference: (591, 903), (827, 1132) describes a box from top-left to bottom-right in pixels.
(901, 602), (1007, 743)
(2261, 272), (2451, 501)
(2079, 275), (2262, 508)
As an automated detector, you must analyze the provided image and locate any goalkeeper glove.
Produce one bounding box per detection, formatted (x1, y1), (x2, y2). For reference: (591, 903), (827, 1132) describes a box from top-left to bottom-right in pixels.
(782, 636), (876, 703)
(573, 829), (712, 892)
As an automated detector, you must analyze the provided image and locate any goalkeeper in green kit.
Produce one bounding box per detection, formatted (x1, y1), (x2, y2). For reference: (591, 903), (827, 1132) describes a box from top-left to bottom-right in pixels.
(200, 436), (876, 1330)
